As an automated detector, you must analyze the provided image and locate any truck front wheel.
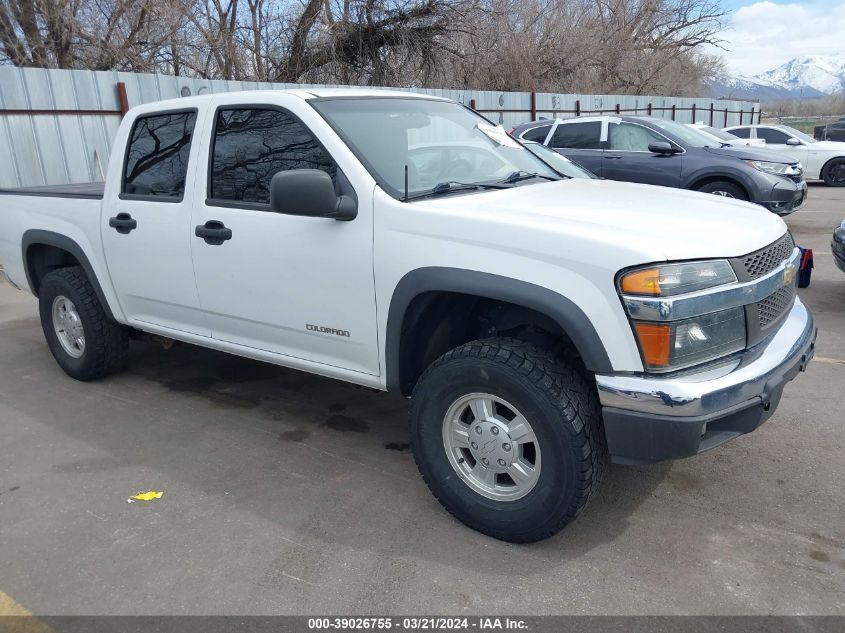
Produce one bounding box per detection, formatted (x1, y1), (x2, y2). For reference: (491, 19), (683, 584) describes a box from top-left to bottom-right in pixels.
(38, 266), (129, 381)
(409, 338), (606, 543)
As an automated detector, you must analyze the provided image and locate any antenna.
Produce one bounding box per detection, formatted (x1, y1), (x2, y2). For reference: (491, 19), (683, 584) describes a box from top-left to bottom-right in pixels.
(404, 165), (409, 202)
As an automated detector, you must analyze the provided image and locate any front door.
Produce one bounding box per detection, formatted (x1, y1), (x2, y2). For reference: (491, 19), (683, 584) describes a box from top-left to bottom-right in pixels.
(602, 121), (683, 187)
(101, 109), (211, 336)
(188, 101), (379, 375)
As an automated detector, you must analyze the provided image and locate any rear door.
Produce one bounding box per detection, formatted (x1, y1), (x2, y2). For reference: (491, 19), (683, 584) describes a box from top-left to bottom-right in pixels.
(101, 108), (211, 336)
(188, 96), (379, 375)
(546, 120), (604, 175)
(602, 121), (682, 187)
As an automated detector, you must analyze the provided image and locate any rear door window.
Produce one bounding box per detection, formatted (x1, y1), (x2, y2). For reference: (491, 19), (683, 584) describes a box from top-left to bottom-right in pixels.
(520, 124), (552, 142)
(123, 111), (197, 199)
(549, 122), (603, 149)
(729, 127), (751, 138)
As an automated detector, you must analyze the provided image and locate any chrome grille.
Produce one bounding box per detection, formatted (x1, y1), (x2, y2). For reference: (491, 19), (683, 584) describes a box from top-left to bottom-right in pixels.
(757, 286), (795, 329)
(742, 233), (795, 279)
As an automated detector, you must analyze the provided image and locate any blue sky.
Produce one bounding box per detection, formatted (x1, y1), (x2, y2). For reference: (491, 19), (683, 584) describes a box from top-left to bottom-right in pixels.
(709, 1), (845, 75)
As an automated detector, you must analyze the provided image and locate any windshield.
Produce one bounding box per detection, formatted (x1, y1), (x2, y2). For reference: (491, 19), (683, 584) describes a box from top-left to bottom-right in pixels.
(522, 142), (596, 178)
(312, 98), (558, 199)
(778, 125), (816, 144)
(647, 119), (711, 147)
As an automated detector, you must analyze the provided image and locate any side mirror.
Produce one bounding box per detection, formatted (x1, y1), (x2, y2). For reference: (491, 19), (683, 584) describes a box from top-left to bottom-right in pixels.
(269, 169), (357, 221)
(648, 141), (677, 154)
(786, 138), (801, 146)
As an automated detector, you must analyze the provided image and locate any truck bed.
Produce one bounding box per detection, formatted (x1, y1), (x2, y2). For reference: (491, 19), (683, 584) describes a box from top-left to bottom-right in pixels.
(0, 182), (104, 199)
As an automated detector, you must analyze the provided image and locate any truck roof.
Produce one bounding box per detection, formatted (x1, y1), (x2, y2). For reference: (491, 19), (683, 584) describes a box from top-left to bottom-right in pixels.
(127, 87), (450, 114)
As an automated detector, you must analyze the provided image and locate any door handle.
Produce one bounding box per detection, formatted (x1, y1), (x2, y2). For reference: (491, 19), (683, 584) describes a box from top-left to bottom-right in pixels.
(195, 220), (233, 245)
(604, 154), (623, 159)
(108, 213), (137, 234)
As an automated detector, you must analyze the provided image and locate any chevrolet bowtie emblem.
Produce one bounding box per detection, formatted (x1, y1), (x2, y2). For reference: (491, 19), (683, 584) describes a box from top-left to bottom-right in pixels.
(783, 262), (797, 286)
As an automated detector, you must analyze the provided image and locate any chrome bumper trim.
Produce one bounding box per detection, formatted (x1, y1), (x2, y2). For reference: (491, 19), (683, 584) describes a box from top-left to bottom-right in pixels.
(596, 298), (815, 417)
(622, 247), (800, 322)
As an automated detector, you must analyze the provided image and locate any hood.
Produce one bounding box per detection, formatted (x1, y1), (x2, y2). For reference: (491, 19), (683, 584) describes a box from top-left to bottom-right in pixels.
(412, 178), (787, 263)
(703, 145), (800, 163)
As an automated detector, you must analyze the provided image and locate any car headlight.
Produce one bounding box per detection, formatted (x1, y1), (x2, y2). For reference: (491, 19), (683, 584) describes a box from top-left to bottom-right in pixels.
(619, 260), (745, 371)
(746, 160), (802, 177)
(619, 260), (737, 297)
(632, 308), (746, 371)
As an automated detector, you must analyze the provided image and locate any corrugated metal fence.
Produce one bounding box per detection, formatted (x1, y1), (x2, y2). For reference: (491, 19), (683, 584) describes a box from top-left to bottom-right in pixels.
(0, 66), (760, 188)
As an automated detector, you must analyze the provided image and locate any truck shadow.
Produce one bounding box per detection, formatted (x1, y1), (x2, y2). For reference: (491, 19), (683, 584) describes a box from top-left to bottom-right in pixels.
(19, 333), (670, 579)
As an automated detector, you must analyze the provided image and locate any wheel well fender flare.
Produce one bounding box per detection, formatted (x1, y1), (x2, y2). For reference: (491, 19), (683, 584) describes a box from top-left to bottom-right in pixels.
(820, 155), (845, 175)
(21, 229), (116, 321)
(384, 267), (613, 393)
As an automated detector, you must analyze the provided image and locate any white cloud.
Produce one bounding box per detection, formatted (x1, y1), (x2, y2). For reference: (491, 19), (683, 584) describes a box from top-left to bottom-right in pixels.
(711, 1), (845, 76)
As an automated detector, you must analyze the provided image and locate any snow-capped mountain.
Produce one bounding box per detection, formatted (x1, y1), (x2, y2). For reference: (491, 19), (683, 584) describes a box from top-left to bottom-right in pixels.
(710, 55), (845, 100)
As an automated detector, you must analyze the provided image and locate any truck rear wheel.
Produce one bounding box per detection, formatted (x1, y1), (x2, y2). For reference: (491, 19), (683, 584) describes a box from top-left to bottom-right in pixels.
(409, 338), (606, 543)
(38, 266), (129, 381)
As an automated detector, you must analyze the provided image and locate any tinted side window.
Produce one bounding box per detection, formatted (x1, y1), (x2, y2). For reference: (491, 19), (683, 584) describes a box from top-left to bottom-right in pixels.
(550, 122), (602, 149)
(608, 123), (664, 151)
(124, 111), (197, 198)
(210, 108), (336, 205)
(756, 128), (791, 144)
(729, 127), (751, 139)
(521, 124), (552, 142)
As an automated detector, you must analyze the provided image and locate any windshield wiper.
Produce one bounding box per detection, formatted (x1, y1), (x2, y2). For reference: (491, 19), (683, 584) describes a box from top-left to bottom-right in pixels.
(501, 170), (560, 184)
(405, 180), (512, 201)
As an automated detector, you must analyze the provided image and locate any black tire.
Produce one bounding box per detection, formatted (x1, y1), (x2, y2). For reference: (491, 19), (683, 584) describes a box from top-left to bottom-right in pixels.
(695, 181), (748, 200)
(821, 158), (845, 187)
(38, 266), (129, 381)
(409, 338), (606, 543)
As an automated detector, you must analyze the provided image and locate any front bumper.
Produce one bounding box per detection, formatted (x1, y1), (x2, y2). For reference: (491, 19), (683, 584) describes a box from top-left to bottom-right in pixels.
(596, 299), (816, 464)
(763, 179), (807, 215)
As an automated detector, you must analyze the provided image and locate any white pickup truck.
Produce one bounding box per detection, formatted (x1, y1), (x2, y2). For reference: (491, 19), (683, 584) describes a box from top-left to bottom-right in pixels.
(0, 89), (817, 542)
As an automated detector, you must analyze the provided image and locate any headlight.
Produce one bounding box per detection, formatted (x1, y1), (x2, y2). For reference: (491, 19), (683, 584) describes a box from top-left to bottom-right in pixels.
(619, 260), (736, 296)
(632, 308), (746, 371)
(746, 160), (802, 177)
(619, 260), (745, 372)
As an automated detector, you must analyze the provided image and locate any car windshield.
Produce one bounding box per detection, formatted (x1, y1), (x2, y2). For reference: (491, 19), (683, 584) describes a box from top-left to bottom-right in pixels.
(778, 125), (817, 144)
(646, 119), (710, 147)
(312, 98), (559, 199)
(522, 142), (596, 178)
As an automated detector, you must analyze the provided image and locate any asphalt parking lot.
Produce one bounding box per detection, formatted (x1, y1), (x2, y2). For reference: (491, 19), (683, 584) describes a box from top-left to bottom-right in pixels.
(0, 185), (843, 616)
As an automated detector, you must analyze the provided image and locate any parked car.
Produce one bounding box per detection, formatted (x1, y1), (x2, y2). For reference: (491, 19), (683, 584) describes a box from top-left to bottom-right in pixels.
(0, 90), (816, 543)
(834, 220), (845, 273)
(724, 123), (845, 186)
(686, 123), (766, 147)
(512, 116), (807, 215)
(521, 140), (597, 178)
(814, 118), (845, 142)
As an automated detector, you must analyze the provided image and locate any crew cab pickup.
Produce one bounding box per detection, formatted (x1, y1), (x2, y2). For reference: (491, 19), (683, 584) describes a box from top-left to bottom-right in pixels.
(0, 89), (817, 543)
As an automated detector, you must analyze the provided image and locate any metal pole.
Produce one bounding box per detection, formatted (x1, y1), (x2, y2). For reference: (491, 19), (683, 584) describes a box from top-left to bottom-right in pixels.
(116, 82), (130, 116)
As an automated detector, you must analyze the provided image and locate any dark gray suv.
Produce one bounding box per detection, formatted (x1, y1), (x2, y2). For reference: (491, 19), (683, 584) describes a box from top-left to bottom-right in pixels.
(512, 116), (808, 215)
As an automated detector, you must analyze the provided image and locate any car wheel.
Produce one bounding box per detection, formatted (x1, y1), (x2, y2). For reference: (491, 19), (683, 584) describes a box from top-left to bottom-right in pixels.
(38, 266), (129, 381)
(821, 158), (845, 187)
(695, 181), (748, 200)
(409, 338), (606, 543)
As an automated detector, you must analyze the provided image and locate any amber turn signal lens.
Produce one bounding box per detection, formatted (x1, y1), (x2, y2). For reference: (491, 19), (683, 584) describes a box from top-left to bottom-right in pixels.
(633, 323), (672, 368)
(621, 268), (662, 296)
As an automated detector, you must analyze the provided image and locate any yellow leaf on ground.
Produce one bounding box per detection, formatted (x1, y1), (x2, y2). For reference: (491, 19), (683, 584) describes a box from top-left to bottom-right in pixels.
(130, 490), (164, 501)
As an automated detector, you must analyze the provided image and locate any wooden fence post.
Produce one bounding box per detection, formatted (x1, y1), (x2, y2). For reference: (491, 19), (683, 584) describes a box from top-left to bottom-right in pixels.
(530, 92), (537, 121)
(691, 103), (696, 123)
(671, 104), (676, 120)
(709, 103), (714, 126)
(647, 103), (652, 116)
(575, 99), (580, 116)
(116, 82), (130, 116)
